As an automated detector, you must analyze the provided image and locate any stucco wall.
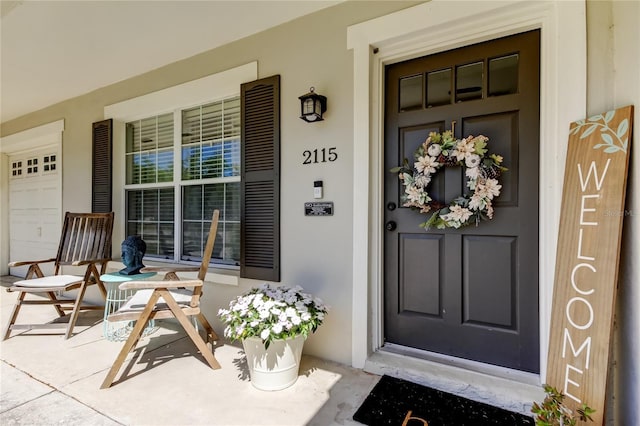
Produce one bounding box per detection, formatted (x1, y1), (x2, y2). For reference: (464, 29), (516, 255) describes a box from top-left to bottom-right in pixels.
(585, 1), (640, 424)
(586, 1), (639, 424)
(0, 1), (421, 366)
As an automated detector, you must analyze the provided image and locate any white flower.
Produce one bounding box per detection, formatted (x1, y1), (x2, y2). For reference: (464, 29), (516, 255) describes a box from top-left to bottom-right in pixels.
(405, 185), (425, 203)
(465, 154), (480, 168)
(414, 155), (439, 174)
(272, 323), (283, 334)
(270, 307), (282, 316)
(476, 178), (502, 200)
(427, 143), (442, 157)
(465, 166), (480, 180)
(260, 329), (270, 340)
(285, 307), (297, 318)
(414, 174), (431, 188)
(441, 205), (472, 224)
(469, 194), (485, 211)
(453, 137), (475, 161)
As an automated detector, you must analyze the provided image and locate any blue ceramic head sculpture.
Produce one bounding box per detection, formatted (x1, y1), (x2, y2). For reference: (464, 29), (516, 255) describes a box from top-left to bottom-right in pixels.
(119, 235), (146, 275)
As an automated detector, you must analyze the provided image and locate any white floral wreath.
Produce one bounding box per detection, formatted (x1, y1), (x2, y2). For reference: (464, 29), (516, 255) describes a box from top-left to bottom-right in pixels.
(391, 130), (507, 229)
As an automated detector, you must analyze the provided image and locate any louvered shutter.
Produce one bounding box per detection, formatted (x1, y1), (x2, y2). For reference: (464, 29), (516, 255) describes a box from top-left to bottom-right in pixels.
(241, 75), (280, 281)
(92, 119), (113, 213)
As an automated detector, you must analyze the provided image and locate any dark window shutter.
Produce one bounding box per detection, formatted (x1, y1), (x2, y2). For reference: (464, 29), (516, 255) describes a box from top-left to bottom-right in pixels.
(241, 75), (280, 281)
(92, 119), (113, 213)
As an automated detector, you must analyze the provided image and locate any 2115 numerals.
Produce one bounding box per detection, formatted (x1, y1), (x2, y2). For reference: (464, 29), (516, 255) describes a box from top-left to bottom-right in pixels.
(303, 147), (337, 164)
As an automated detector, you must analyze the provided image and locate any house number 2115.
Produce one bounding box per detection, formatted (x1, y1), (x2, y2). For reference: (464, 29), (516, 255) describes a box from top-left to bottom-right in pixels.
(302, 147), (338, 165)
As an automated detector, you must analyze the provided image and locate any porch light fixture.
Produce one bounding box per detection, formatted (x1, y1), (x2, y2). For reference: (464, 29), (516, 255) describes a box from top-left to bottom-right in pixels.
(299, 87), (327, 122)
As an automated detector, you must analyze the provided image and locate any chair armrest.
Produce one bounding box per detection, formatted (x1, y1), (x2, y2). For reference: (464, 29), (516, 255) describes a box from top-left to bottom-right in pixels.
(72, 258), (112, 266)
(140, 265), (200, 273)
(8, 258), (56, 267)
(119, 279), (203, 290)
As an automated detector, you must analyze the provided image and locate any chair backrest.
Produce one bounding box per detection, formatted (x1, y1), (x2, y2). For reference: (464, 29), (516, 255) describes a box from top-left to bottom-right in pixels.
(197, 210), (220, 281)
(55, 212), (115, 272)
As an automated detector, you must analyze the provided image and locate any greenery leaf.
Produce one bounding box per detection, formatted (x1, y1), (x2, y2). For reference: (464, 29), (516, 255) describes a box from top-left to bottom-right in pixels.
(580, 124), (598, 139)
(600, 133), (614, 146)
(533, 385), (595, 426)
(389, 166), (403, 173)
(604, 109), (615, 123)
(587, 114), (603, 122)
(617, 118), (629, 138)
(604, 146), (621, 153)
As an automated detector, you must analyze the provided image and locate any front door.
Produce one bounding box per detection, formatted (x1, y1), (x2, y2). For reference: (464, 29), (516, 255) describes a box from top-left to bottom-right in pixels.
(384, 30), (540, 373)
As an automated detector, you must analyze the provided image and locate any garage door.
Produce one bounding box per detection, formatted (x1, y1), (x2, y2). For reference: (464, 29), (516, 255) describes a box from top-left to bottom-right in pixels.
(9, 149), (62, 277)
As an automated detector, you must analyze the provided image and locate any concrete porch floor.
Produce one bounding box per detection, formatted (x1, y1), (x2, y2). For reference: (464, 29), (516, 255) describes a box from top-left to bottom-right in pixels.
(0, 275), (379, 426)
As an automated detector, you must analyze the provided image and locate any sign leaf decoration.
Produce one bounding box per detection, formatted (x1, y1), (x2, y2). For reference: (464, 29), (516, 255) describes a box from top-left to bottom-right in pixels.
(569, 108), (629, 153)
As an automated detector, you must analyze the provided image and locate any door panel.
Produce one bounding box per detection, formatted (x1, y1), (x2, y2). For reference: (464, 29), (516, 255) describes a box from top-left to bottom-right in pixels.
(384, 30), (540, 372)
(400, 234), (443, 317)
(463, 235), (516, 328)
(463, 112), (519, 206)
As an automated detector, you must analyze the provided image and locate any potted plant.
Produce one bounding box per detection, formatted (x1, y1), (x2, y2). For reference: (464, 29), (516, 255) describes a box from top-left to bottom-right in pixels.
(218, 283), (328, 390)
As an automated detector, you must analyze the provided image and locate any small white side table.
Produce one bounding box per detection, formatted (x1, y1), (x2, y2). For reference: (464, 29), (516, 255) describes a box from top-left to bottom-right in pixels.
(100, 272), (158, 342)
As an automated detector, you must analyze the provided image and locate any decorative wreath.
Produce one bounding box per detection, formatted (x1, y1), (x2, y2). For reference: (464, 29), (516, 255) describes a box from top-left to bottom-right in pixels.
(391, 130), (507, 230)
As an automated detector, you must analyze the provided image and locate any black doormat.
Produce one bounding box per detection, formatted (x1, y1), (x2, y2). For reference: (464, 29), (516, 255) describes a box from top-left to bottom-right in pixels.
(353, 375), (534, 426)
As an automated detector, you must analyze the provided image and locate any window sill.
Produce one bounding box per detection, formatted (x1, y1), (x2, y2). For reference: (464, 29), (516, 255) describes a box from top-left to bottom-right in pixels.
(106, 260), (239, 286)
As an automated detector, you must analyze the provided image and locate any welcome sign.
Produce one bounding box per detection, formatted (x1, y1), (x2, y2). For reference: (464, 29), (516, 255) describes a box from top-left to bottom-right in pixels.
(547, 105), (633, 424)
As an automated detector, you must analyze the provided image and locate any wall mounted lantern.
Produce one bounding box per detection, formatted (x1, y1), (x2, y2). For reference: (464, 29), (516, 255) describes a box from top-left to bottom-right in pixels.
(299, 87), (327, 122)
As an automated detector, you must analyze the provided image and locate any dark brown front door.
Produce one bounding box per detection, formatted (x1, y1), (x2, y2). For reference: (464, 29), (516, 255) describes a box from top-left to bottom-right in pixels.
(384, 30), (540, 373)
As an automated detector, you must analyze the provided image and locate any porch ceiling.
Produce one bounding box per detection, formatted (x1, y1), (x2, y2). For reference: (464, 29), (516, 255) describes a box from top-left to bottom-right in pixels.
(0, 0), (341, 124)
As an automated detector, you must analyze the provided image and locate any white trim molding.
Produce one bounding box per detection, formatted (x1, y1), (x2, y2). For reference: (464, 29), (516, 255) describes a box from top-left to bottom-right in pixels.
(347, 0), (586, 392)
(0, 119), (65, 154)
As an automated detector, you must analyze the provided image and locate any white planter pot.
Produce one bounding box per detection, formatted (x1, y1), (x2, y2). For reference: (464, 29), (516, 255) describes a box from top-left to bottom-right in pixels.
(242, 334), (305, 391)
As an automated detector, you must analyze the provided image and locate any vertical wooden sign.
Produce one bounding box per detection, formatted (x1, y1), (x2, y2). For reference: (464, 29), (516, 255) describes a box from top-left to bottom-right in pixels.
(547, 105), (633, 424)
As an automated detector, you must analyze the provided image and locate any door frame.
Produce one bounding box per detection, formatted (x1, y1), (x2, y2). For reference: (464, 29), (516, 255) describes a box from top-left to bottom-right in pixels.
(347, 0), (587, 383)
(0, 120), (64, 275)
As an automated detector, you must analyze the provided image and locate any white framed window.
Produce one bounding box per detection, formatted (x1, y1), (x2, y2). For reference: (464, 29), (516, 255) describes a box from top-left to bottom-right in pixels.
(124, 97), (241, 265)
(106, 62), (257, 270)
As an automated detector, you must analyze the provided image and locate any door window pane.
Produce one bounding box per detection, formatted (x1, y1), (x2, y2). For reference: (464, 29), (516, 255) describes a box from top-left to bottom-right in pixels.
(456, 62), (483, 102)
(426, 68), (452, 107)
(399, 75), (423, 111)
(489, 54), (518, 96)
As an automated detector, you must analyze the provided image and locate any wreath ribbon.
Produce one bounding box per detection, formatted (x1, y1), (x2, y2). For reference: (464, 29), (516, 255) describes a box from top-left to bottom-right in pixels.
(391, 130), (507, 230)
